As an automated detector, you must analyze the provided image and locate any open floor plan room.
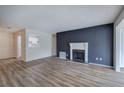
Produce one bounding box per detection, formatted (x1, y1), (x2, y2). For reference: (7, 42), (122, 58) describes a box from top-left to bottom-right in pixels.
(0, 5), (124, 87)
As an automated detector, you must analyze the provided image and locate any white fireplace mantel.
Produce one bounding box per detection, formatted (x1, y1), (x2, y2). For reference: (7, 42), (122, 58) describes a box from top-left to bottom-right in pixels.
(69, 42), (88, 63)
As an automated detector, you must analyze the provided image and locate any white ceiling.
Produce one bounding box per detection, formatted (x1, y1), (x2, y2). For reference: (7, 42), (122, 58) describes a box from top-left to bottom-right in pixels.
(0, 5), (123, 33)
(0, 24), (24, 32)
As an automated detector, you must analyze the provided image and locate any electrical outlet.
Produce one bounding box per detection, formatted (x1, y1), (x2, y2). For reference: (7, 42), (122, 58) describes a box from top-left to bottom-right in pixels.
(96, 57), (98, 60)
(100, 58), (102, 61)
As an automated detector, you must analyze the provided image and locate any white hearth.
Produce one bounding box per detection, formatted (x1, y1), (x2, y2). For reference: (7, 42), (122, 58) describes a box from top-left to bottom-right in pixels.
(69, 42), (88, 63)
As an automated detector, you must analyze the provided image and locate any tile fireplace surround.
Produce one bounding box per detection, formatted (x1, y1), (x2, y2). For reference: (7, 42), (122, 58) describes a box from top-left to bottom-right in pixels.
(69, 43), (88, 63)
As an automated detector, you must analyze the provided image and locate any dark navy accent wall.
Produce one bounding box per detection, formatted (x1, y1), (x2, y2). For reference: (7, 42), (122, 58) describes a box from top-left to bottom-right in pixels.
(57, 23), (113, 66)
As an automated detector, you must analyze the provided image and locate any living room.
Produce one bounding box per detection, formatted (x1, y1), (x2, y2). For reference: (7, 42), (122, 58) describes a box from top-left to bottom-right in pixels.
(0, 5), (124, 88)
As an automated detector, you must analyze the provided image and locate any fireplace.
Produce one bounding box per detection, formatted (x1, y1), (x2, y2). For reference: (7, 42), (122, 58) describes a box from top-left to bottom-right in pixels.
(69, 43), (88, 63)
(73, 49), (85, 63)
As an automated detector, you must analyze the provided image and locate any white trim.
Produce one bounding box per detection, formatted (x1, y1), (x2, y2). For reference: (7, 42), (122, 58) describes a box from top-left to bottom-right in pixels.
(63, 58), (113, 68)
(57, 57), (113, 68)
(89, 63), (113, 68)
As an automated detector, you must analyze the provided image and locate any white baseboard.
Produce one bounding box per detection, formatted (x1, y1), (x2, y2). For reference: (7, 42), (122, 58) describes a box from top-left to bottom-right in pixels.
(89, 63), (113, 68)
(56, 56), (113, 68)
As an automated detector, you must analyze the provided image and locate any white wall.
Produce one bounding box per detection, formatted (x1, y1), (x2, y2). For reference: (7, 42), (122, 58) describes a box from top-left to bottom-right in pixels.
(0, 31), (15, 59)
(114, 8), (124, 71)
(120, 29), (124, 67)
(26, 29), (52, 62)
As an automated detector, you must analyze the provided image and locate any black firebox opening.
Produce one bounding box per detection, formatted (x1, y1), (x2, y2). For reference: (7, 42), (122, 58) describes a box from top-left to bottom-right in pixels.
(72, 49), (85, 63)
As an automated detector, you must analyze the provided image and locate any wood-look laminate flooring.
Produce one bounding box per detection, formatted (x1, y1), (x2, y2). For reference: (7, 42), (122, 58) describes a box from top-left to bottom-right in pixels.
(0, 57), (124, 87)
